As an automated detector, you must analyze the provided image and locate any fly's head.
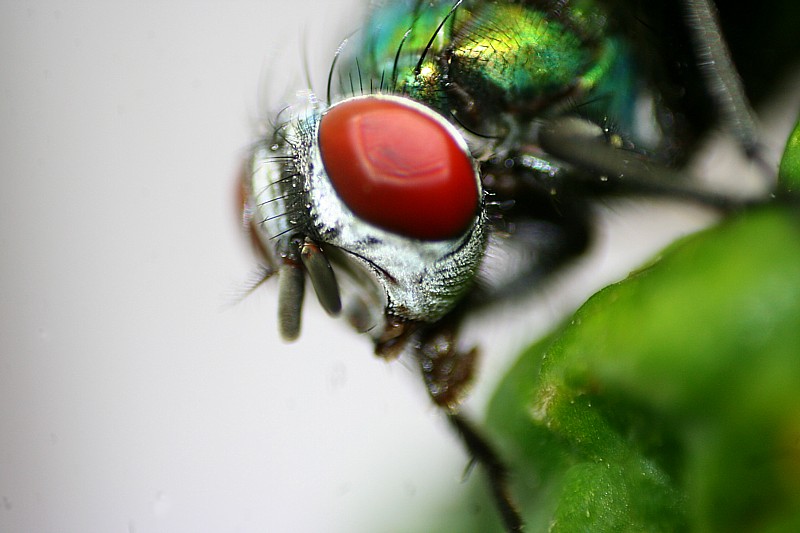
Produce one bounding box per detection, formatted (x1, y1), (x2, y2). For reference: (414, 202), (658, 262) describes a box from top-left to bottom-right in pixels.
(245, 93), (488, 364)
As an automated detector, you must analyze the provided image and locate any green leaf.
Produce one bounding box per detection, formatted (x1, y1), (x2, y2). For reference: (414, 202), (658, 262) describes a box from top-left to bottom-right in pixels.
(779, 115), (800, 193)
(429, 205), (800, 532)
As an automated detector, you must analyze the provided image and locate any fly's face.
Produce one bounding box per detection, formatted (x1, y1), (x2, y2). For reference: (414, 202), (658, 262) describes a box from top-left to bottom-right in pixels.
(246, 94), (487, 348)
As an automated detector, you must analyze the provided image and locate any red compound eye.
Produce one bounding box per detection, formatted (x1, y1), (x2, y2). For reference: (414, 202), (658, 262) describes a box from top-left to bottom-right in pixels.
(318, 96), (479, 241)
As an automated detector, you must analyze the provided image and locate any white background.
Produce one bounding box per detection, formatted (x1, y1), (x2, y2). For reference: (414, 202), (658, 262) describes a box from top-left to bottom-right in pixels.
(1, 1), (795, 532)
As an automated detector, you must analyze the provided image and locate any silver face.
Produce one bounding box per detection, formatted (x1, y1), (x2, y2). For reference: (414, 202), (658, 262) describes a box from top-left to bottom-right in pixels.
(247, 93), (488, 339)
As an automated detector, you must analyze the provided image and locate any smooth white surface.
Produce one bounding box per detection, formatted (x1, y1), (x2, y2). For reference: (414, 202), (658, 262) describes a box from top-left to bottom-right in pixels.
(4, 2), (791, 532)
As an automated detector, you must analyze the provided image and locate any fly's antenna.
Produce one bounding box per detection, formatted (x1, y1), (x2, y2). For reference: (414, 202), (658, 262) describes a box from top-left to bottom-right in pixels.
(414, 0), (463, 76)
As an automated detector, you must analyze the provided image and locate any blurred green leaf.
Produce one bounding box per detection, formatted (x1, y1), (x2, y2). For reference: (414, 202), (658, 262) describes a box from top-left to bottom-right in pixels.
(779, 115), (800, 193)
(427, 205), (800, 532)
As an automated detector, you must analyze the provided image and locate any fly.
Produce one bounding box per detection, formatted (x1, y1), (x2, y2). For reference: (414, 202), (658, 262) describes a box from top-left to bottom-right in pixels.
(241, 1), (774, 530)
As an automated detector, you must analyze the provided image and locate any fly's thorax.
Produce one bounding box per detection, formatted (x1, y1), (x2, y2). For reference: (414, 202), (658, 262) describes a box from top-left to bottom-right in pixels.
(249, 94), (489, 332)
(341, 1), (634, 145)
(445, 4), (612, 125)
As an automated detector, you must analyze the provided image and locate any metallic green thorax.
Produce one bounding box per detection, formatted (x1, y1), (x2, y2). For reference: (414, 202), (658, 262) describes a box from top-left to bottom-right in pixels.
(449, 5), (596, 108)
(348, 0), (636, 136)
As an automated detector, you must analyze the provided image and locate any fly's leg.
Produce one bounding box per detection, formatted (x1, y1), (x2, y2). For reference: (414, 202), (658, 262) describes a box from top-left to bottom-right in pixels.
(417, 323), (478, 409)
(682, 0), (766, 167)
(533, 0), (774, 208)
(414, 321), (524, 532)
(536, 117), (762, 208)
(373, 313), (524, 531)
(447, 412), (524, 533)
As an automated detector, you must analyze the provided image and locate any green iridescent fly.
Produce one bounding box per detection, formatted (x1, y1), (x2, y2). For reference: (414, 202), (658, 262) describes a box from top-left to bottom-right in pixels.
(246, 1), (777, 531)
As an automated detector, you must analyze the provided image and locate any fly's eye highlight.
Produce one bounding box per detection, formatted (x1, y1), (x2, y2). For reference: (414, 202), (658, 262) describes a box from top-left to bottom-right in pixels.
(318, 96), (479, 240)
